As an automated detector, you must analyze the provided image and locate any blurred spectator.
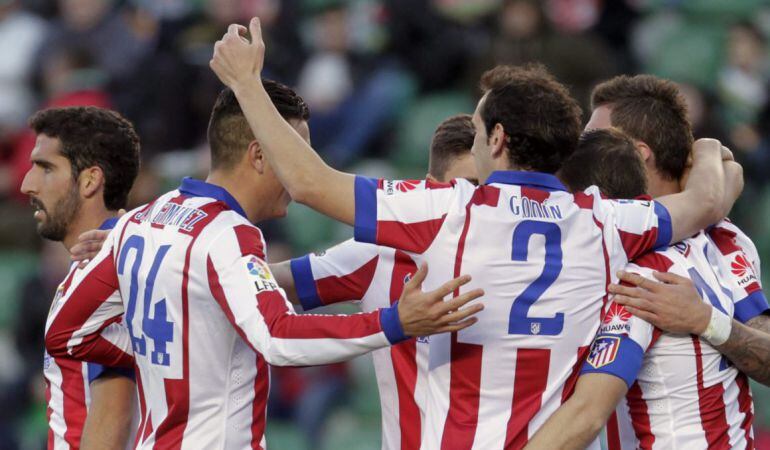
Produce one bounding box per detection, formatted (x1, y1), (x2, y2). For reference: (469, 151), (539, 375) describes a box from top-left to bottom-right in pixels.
(4, 242), (72, 450)
(299, 1), (414, 166)
(468, 0), (618, 108)
(35, 0), (154, 87)
(385, 0), (479, 91)
(269, 364), (350, 450)
(0, 0), (45, 140)
(717, 21), (769, 153)
(7, 45), (110, 204)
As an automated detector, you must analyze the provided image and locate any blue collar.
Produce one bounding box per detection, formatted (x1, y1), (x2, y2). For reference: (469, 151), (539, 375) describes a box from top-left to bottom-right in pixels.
(99, 217), (119, 231)
(178, 177), (248, 219)
(485, 170), (567, 192)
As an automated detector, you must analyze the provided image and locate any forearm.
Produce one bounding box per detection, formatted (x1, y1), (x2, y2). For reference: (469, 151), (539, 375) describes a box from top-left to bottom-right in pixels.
(720, 161), (744, 217)
(255, 306), (397, 366)
(80, 375), (136, 450)
(269, 261), (298, 304)
(524, 395), (605, 450)
(230, 78), (356, 224)
(525, 373), (626, 450)
(658, 141), (724, 242)
(715, 318), (770, 386)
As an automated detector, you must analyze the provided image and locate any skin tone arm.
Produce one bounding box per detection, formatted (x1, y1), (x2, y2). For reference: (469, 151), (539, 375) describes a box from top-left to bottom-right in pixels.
(211, 20), (356, 225)
(209, 22), (741, 237)
(610, 271), (770, 386)
(654, 138), (734, 243)
(268, 260), (298, 303)
(523, 374), (628, 450)
(80, 374), (136, 450)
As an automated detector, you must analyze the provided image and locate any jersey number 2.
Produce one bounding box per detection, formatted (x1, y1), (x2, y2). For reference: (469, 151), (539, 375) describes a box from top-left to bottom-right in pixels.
(119, 235), (174, 366)
(508, 220), (564, 336)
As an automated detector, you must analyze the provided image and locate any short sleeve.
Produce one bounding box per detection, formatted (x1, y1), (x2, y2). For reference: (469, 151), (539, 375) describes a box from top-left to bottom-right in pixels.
(290, 239), (380, 310)
(599, 197), (673, 261)
(354, 176), (458, 254)
(708, 222), (768, 323)
(87, 362), (134, 383)
(580, 263), (662, 388)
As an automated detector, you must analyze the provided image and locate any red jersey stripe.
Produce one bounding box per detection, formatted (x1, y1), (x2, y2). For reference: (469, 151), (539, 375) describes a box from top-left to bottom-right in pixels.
(59, 357), (87, 448)
(627, 381), (654, 449)
(735, 373), (755, 449)
(692, 337), (730, 450)
(505, 348), (551, 448)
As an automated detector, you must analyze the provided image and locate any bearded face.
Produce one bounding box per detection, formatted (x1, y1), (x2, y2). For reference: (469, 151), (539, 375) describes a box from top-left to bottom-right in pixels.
(31, 182), (81, 241)
(21, 134), (83, 242)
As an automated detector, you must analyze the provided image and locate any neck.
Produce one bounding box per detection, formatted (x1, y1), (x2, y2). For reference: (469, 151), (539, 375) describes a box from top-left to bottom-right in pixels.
(207, 169), (264, 223)
(62, 203), (116, 251)
(648, 173), (681, 198)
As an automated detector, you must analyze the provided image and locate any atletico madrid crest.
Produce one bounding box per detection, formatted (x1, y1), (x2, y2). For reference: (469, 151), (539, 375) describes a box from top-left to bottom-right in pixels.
(586, 336), (621, 369)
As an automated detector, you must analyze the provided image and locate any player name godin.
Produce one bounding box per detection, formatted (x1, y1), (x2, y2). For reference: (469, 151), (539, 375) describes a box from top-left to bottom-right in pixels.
(509, 195), (562, 220)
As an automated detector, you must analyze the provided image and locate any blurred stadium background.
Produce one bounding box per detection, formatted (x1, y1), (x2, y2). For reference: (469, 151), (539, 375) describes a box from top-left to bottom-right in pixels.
(1, 0), (770, 448)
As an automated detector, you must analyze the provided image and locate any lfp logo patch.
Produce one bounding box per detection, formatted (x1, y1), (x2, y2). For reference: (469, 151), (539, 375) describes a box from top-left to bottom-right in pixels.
(586, 336), (621, 369)
(245, 256), (278, 292)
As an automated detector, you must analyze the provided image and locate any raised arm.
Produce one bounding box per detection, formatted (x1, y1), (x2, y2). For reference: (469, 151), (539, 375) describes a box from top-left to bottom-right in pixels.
(210, 20), (356, 225)
(655, 138), (735, 243)
(524, 374), (627, 450)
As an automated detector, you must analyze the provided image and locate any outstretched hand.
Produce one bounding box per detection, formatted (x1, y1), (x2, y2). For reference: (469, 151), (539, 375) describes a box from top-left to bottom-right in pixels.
(210, 18), (265, 89)
(608, 270), (711, 335)
(398, 264), (484, 337)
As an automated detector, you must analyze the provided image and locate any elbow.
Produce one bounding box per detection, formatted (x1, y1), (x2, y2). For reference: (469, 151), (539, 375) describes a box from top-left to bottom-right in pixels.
(45, 330), (69, 358)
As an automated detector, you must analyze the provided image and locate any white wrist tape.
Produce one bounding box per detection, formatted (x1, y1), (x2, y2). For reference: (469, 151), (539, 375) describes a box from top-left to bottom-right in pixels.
(700, 307), (732, 346)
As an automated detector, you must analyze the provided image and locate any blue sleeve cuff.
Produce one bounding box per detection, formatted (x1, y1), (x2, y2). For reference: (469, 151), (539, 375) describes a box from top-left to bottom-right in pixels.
(734, 291), (770, 324)
(290, 255), (324, 311)
(654, 202), (673, 249)
(87, 362), (135, 383)
(354, 176), (378, 244)
(379, 301), (408, 344)
(580, 335), (644, 389)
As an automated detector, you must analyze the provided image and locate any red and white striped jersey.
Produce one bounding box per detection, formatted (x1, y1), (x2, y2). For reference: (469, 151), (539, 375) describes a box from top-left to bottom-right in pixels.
(352, 171), (673, 449)
(44, 218), (135, 450)
(707, 219), (765, 323)
(290, 239), (426, 450)
(45, 178), (409, 450)
(582, 228), (767, 449)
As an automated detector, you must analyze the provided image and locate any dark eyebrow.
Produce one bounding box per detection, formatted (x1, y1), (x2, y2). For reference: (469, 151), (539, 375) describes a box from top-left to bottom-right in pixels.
(31, 158), (54, 169)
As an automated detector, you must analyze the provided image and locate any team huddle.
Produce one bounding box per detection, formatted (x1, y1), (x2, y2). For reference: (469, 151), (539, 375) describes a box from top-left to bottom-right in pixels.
(25, 16), (770, 450)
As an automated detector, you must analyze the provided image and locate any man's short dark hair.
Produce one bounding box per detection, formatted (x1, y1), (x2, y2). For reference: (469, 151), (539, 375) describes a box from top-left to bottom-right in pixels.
(208, 80), (310, 170)
(560, 128), (648, 198)
(428, 114), (475, 180)
(591, 74), (693, 181)
(29, 106), (140, 210)
(479, 64), (582, 174)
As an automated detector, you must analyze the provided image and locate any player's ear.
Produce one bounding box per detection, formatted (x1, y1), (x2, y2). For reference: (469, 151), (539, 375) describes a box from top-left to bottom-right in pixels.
(635, 141), (653, 163)
(490, 123), (506, 159)
(79, 166), (104, 200)
(248, 140), (266, 174)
